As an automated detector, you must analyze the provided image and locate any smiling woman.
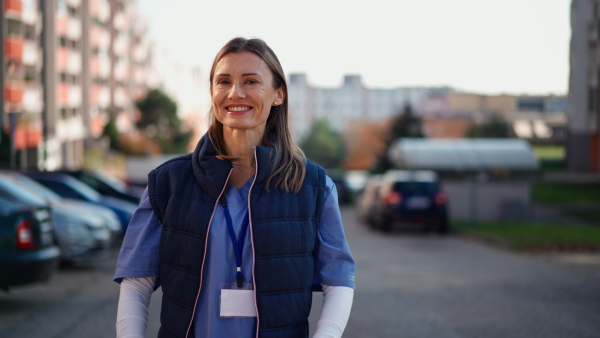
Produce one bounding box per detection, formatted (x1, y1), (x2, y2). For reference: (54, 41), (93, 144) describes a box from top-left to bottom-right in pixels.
(211, 52), (284, 151)
(114, 37), (356, 338)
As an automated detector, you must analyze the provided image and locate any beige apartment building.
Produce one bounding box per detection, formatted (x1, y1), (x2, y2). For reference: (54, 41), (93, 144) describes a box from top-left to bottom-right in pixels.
(1, 0), (153, 170)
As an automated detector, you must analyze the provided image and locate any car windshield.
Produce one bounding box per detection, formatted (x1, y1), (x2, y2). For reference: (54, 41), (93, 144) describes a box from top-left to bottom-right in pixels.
(90, 171), (127, 192)
(9, 173), (62, 202)
(40, 178), (102, 202)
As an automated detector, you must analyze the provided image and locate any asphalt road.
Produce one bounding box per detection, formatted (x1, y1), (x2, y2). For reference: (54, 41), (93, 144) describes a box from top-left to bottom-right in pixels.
(1, 207), (599, 338)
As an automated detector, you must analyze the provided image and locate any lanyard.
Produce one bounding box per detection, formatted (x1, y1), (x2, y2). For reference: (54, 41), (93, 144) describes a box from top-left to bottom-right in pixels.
(221, 196), (249, 288)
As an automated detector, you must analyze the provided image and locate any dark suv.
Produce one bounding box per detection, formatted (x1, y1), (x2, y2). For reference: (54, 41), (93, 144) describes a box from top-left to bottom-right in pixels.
(374, 170), (448, 233)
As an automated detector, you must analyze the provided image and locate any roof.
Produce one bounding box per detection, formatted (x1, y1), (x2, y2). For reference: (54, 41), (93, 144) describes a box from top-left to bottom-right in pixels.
(388, 138), (539, 171)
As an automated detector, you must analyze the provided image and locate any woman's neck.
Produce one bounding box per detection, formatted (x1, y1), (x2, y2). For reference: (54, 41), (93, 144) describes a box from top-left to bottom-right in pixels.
(223, 127), (263, 188)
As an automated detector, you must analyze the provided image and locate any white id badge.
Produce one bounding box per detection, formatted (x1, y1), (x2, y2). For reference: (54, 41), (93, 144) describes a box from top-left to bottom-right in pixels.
(219, 283), (257, 318)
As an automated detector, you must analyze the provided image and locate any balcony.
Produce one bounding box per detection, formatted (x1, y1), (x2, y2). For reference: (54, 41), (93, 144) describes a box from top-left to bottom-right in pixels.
(91, 85), (110, 107)
(23, 82), (43, 113)
(3, 0), (22, 19)
(90, 114), (104, 138)
(22, 40), (39, 65)
(56, 14), (68, 37)
(90, 0), (110, 23)
(68, 84), (82, 107)
(58, 83), (69, 106)
(5, 81), (25, 104)
(66, 0), (81, 7)
(21, 0), (38, 25)
(113, 12), (128, 31)
(5, 36), (24, 62)
(67, 50), (81, 74)
(66, 17), (82, 40)
(15, 123), (42, 150)
(57, 47), (69, 72)
(114, 61), (129, 82)
(57, 115), (86, 141)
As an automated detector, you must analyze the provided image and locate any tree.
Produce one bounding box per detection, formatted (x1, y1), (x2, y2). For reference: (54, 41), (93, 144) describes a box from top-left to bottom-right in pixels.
(135, 88), (193, 154)
(371, 103), (424, 174)
(102, 117), (120, 151)
(465, 115), (512, 138)
(299, 119), (345, 169)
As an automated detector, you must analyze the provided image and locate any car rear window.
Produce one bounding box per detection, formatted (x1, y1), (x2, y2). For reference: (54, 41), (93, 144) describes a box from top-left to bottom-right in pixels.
(0, 179), (47, 206)
(392, 182), (438, 194)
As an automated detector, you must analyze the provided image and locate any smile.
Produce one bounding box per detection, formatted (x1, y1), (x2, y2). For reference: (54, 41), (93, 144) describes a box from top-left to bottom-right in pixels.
(227, 106), (252, 112)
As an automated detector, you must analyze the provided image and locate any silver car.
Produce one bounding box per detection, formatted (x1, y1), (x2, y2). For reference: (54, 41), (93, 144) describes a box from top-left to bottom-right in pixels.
(0, 171), (116, 263)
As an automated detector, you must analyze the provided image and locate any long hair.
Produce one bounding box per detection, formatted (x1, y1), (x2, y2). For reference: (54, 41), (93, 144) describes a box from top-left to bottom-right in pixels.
(207, 37), (306, 193)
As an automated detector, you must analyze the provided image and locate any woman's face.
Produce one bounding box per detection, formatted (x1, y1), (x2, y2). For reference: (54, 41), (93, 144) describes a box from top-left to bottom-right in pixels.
(211, 52), (284, 135)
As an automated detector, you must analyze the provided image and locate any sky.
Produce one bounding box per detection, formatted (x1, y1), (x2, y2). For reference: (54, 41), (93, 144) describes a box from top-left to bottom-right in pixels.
(137, 0), (571, 96)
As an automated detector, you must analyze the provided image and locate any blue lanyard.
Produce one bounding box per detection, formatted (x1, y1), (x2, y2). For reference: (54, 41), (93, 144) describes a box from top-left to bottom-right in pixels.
(221, 196), (249, 288)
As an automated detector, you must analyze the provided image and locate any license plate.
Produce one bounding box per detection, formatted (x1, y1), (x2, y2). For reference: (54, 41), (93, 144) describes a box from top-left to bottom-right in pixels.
(406, 197), (430, 209)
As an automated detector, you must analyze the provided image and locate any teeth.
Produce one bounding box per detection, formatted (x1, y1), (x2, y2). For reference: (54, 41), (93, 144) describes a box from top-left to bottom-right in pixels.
(228, 107), (250, 112)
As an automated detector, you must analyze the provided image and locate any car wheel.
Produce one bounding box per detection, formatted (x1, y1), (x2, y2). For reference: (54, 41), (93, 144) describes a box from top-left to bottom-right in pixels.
(437, 216), (449, 234)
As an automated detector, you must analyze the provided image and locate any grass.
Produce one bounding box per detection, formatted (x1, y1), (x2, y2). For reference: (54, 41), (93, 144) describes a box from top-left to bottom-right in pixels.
(532, 145), (565, 160)
(566, 210), (600, 224)
(533, 182), (600, 205)
(453, 221), (600, 252)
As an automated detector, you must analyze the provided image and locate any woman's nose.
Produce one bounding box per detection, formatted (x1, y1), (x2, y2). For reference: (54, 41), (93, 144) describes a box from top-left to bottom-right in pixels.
(229, 83), (245, 100)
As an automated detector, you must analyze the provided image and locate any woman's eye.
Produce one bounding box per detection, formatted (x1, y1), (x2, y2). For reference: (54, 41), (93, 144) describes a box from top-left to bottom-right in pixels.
(216, 79), (230, 85)
(245, 79), (259, 85)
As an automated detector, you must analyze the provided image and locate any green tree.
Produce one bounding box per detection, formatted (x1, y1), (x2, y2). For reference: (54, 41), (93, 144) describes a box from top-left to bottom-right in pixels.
(465, 115), (512, 138)
(135, 88), (192, 154)
(299, 119), (345, 169)
(371, 103), (424, 174)
(102, 116), (120, 151)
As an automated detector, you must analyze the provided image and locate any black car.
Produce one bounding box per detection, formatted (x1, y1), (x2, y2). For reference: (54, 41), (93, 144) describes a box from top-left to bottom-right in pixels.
(374, 170), (449, 233)
(56, 170), (141, 204)
(0, 176), (60, 290)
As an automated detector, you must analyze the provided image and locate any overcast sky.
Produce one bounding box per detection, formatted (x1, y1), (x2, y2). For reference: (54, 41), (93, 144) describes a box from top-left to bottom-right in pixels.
(137, 0), (570, 95)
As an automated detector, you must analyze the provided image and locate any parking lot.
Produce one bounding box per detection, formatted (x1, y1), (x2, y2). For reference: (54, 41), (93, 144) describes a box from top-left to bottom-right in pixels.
(1, 206), (600, 337)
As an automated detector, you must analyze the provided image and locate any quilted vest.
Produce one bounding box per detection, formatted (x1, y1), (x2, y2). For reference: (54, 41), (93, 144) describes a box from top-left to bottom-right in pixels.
(147, 134), (327, 338)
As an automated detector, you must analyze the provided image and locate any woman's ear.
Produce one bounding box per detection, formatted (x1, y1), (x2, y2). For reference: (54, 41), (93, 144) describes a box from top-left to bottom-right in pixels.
(273, 88), (285, 106)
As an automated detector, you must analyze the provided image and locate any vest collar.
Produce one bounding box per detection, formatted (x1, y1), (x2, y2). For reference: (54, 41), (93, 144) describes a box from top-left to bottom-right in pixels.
(192, 133), (274, 199)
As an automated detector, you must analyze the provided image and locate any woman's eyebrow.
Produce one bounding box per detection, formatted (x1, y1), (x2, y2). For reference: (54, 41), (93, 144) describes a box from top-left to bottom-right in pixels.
(215, 73), (261, 77)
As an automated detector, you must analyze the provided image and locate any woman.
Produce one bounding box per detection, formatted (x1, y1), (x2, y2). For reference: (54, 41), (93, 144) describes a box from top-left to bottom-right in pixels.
(115, 37), (355, 338)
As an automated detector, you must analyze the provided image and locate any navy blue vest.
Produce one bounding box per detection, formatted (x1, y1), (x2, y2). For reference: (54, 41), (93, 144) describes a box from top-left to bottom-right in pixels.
(147, 135), (326, 338)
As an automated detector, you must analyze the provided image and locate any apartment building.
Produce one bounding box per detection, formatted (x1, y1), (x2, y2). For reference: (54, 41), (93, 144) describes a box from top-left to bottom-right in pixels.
(287, 73), (450, 141)
(569, 0), (600, 173)
(1, 0), (152, 170)
(287, 73), (565, 145)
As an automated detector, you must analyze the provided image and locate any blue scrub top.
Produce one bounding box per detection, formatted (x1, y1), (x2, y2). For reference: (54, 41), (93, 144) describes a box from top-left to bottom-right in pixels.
(115, 175), (355, 338)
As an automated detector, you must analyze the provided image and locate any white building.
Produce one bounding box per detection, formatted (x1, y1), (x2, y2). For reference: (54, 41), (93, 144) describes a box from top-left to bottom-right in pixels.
(287, 73), (452, 141)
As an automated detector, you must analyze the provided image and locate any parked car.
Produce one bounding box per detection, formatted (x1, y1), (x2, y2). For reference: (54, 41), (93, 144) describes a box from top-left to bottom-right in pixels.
(1, 171), (115, 263)
(56, 170), (141, 204)
(13, 171), (125, 244)
(23, 171), (137, 235)
(330, 176), (354, 205)
(0, 175), (60, 291)
(357, 174), (383, 227)
(373, 170), (449, 233)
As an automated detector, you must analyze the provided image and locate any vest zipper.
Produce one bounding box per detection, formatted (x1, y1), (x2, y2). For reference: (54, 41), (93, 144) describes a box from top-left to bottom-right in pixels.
(185, 167), (234, 338)
(249, 147), (260, 338)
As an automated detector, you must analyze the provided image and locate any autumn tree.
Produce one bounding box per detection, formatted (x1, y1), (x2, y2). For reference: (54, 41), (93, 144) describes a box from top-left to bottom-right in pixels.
(371, 103), (424, 174)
